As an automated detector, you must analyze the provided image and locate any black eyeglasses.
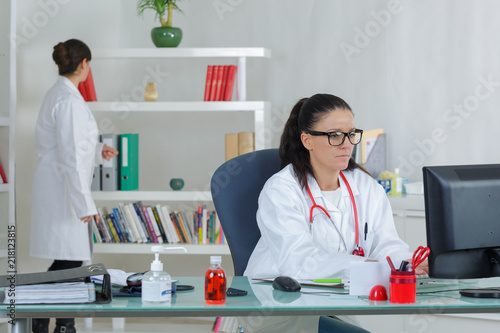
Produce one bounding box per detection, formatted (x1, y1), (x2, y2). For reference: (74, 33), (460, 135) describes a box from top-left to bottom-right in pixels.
(306, 129), (363, 146)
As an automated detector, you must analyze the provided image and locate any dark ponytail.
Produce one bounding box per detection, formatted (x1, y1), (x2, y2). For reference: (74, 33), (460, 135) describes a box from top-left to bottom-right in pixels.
(52, 39), (91, 76)
(279, 93), (368, 188)
(279, 98), (311, 187)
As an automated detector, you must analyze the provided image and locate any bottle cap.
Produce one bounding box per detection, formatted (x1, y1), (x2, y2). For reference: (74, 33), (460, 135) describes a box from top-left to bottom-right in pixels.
(210, 256), (222, 264)
(151, 251), (163, 271)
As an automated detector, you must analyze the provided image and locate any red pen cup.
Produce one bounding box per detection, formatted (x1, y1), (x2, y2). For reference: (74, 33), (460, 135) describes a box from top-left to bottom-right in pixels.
(389, 270), (416, 303)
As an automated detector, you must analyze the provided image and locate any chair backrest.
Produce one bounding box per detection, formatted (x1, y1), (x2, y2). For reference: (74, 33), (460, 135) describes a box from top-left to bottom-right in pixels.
(211, 149), (281, 276)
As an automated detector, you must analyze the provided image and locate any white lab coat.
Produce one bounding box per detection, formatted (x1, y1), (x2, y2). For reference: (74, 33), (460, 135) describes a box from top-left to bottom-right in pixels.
(245, 164), (412, 279)
(30, 76), (104, 261)
(240, 164), (411, 333)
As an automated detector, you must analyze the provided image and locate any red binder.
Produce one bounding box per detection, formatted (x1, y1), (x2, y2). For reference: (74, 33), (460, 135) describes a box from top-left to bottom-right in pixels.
(78, 67), (97, 101)
(214, 65), (224, 101)
(219, 66), (229, 101)
(223, 65), (237, 101)
(203, 65), (214, 101)
(209, 66), (219, 101)
(0, 161), (7, 183)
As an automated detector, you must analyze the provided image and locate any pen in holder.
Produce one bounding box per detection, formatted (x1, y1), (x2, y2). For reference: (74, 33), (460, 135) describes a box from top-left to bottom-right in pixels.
(389, 270), (416, 303)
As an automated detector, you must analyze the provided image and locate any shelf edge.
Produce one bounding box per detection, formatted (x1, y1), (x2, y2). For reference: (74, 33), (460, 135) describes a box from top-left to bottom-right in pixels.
(93, 243), (229, 255)
(92, 47), (271, 59)
(87, 101), (270, 112)
(92, 191), (212, 202)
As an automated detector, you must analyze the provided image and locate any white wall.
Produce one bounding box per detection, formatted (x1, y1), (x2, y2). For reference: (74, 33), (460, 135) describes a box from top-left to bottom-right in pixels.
(15, 0), (500, 273)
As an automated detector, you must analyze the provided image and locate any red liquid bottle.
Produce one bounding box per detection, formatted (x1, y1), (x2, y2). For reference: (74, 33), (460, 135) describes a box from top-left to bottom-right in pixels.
(205, 256), (227, 304)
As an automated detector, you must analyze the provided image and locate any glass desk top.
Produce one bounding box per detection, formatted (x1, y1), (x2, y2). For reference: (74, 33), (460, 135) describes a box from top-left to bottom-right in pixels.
(3, 276), (500, 319)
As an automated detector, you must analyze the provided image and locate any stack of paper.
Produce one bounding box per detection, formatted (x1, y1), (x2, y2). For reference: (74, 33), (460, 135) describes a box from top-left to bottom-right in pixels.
(91, 269), (135, 287)
(3, 282), (96, 304)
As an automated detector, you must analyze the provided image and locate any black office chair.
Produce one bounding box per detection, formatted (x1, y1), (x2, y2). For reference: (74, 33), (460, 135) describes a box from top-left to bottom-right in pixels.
(210, 148), (281, 276)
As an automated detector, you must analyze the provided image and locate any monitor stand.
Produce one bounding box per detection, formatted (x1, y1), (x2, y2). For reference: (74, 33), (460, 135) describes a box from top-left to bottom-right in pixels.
(460, 250), (500, 298)
(460, 288), (500, 298)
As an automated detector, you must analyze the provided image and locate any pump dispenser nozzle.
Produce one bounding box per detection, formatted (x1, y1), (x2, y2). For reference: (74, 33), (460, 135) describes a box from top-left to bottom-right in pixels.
(149, 246), (188, 271)
(150, 245), (188, 253)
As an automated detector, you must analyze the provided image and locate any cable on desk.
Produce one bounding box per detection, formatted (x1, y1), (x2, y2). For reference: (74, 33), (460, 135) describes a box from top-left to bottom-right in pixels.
(300, 291), (351, 296)
(417, 288), (465, 295)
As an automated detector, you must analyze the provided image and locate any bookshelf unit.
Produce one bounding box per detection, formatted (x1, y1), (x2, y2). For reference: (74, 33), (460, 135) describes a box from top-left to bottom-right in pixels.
(0, 0), (16, 277)
(90, 47), (271, 255)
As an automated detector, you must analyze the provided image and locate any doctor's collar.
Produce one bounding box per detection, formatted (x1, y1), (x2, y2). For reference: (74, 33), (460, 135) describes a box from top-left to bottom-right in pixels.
(305, 171), (360, 198)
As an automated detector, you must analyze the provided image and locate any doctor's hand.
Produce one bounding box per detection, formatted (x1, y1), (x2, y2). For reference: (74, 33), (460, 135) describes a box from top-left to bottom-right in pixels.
(102, 144), (118, 161)
(81, 214), (99, 224)
(414, 259), (429, 275)
(405, 258), (429, 275)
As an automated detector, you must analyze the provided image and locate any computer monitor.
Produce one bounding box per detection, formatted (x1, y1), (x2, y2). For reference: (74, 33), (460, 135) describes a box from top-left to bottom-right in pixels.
(423, 164), (500, 280)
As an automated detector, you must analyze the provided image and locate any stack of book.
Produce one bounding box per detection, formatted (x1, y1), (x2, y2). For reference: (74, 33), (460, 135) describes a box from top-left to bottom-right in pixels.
(225, 132), (255, 161)
(203, 65), (237, 101)
(213, 317), (244, 333)
(92, 203), (224, 245)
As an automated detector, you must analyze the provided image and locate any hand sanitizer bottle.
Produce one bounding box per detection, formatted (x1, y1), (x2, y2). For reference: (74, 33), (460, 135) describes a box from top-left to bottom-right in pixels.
(390, 168), (403, 197)
(142, 246), (172, 303)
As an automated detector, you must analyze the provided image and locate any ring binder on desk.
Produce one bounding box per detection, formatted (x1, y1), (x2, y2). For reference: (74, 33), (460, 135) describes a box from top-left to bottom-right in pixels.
(363, 133), (386, 178)
(0, 263), (112, 304)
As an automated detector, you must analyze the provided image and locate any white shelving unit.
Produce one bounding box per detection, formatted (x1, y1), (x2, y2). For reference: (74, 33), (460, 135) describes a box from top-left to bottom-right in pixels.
(90, 47), (271, 255)
(0, 0), (16, 273)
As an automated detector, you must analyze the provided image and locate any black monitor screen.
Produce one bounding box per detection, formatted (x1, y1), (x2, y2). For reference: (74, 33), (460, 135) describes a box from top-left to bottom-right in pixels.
(423, 164), (500, 279)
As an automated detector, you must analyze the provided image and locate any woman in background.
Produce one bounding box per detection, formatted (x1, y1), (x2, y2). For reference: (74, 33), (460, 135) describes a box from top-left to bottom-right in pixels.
(30, 39), (118, 333)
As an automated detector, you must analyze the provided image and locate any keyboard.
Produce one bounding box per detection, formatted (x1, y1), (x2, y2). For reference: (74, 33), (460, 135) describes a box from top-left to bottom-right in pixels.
(416, 275), (459, 289)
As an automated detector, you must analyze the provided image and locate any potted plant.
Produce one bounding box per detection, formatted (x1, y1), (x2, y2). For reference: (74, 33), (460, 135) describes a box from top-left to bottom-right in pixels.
(137, 0), (183, 47)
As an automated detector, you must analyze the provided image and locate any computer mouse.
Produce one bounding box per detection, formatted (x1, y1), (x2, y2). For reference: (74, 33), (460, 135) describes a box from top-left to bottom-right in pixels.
(272, 276), (301, 292)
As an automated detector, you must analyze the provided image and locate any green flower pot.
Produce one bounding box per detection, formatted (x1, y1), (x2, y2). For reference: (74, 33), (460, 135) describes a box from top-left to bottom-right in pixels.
(151, 26), (183, 47)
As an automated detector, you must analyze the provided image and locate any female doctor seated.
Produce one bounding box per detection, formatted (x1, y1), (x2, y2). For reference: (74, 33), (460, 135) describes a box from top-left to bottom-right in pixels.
(243, 93), (427, 333)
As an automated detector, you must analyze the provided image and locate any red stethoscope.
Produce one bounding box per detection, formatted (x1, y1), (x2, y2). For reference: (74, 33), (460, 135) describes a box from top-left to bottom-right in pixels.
(306, 171), (365, 257)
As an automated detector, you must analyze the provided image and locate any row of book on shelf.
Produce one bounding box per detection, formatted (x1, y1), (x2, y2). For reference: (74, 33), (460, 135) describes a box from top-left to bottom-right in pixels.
(92, 133), (139, 191)
(225, 132), (255, 161)
(213, 317), (244, 333)
(204, 65), (237, 101)
(80, 64), (238, 103)
(92, 202), (224, 245)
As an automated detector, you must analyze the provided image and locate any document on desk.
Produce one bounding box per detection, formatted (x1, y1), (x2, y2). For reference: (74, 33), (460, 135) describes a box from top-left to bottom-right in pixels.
(3, 282), (96, 304)
(252, 278), (344, 288)
(90, 268), (136, 286)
